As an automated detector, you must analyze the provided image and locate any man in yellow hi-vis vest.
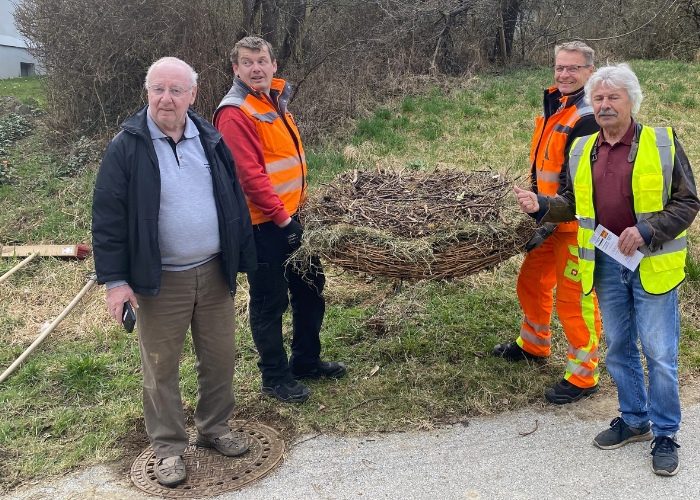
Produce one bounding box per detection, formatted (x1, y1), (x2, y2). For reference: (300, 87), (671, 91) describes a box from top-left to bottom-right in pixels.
(514, 63), (699, 477)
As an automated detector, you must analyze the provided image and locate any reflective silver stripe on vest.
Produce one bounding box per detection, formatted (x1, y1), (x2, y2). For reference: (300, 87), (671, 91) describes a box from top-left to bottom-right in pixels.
(567, 134), (592, 183)
(577, 217), (595, 230)
(579, 247), (595, 261)
(567, 345), (598, 363)
(575, 103), (594, 115)
(274, 177), (303, 195)
(554, 123), (572, 134)
(537, 170), (560, 183)
(252, 111), (279, 123)
(566, 360), (596, 378)
(654, 127), (674, 205)
(639, 236), (687, 256)
(266, 156), (301, 174)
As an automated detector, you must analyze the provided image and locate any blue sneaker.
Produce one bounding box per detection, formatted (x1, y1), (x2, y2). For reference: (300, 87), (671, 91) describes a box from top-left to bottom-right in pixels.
(651, 436), (680, 476)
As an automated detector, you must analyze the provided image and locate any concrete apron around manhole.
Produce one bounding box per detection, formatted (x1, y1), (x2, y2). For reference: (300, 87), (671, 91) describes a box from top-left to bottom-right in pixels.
(130, 421), (284, 498)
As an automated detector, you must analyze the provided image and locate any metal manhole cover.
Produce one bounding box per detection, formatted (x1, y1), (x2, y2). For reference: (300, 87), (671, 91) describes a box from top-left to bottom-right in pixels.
(130, 420), (284, 498)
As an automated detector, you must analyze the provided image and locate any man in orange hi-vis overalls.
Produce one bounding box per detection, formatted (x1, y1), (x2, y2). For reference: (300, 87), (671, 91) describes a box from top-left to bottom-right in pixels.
(493, 41), (602, 404)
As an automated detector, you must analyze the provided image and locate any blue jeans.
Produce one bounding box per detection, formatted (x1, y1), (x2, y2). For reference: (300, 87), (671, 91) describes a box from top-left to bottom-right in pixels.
(593, 251), (681, 437)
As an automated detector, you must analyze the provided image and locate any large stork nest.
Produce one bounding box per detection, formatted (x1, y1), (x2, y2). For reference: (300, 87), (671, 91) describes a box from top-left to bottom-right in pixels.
(295, 168), (535, 280)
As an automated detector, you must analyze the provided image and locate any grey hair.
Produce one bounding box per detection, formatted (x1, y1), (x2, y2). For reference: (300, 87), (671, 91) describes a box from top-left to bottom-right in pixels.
(231, 36), (276, 65)
(584, 63), (643, 115)
(144, 57), (198, 88)
(554, 41), (595, 66)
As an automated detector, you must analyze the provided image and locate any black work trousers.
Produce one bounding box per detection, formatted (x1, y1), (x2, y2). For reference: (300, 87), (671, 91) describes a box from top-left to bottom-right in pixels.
(247, 220), (325, 386)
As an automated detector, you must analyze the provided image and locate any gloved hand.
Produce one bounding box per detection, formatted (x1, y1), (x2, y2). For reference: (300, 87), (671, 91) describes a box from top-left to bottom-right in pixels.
(524, 222), (557, 252)
(282, 218), (304, 249)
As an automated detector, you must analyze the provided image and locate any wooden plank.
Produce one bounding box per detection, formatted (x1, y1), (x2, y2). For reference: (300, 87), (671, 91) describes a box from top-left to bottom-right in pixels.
(1, 244), (81, 258)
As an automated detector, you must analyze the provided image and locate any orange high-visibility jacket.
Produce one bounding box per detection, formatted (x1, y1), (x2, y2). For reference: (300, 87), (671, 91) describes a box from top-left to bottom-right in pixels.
(529, 86), (596, 232)
(215, 78), (307, 225)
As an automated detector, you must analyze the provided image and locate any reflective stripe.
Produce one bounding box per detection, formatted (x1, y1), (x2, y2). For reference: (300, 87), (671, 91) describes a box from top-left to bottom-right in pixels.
(520, 326), (551, 347)
(655, 127), (673, 205)
(639, 236), (687, 256)
(575, 102), (594, 115)
(553, 123), (572, 134)
(568, 135), (591, 182)
(565, 360), (596, 378)
(274, 177), (303, 195)
(536, 170), (560, 183)
(577, 217), (595, 230)
(252, 111), (279, 123)
(568, 345), (598, 363)
(578, 247), (595, 261)
(266, 156), (301, 174)
(525, 317), (550, 334)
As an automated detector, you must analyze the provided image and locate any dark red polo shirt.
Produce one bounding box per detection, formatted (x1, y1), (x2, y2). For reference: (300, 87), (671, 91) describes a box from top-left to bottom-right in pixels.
(593, 121), (637, 237)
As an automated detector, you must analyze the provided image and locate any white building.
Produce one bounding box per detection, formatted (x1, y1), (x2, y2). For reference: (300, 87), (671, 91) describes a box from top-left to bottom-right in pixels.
(0, 0), (43, 79)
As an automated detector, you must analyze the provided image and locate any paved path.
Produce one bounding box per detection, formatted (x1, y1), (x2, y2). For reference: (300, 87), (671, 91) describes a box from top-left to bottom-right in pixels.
(5, 392), (699, 500)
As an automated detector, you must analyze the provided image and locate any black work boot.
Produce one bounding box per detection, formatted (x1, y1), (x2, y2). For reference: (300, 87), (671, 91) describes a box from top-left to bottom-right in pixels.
(545, 379), (598, 404)
(492, 341), (546, 363)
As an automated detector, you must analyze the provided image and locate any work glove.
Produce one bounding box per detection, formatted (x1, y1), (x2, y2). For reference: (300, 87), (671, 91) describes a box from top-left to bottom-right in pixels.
(283, 218), (304, 250)
(524, 222), (557, 252)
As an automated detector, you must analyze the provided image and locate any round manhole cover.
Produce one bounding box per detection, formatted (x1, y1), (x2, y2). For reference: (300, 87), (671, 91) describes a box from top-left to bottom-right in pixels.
(131, 420), (284, 498)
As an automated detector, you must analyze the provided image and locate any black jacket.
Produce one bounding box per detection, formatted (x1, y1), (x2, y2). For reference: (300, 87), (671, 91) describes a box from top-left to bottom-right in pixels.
(92, 106), (256, 295)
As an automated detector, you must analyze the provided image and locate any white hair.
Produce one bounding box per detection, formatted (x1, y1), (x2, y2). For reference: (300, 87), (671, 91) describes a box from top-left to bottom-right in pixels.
(144, 57), (198, 88)
(584, 63), (643, 115)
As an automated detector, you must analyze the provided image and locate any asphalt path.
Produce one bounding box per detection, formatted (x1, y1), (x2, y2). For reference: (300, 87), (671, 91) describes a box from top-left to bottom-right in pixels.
(5, 388), (699, 500)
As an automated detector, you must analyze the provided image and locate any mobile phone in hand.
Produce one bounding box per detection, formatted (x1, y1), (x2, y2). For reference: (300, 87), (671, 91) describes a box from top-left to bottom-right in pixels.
(122, 302), (136, 333)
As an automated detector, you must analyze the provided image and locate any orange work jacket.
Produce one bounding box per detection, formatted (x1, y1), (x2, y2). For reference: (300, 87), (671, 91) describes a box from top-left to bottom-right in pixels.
(529, 86), (595, 232)
(214, 78), (307, 225)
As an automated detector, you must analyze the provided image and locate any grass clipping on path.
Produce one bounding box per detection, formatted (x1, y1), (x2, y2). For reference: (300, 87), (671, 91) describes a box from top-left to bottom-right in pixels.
(295, 168), (535, 280)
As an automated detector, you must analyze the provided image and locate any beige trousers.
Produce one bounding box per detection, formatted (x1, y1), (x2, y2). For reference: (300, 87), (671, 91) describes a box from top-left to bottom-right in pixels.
(136, 257), (236, 458)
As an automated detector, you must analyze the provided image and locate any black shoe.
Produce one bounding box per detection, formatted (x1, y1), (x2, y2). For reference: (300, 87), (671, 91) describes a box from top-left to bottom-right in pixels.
(651, 435), (680, 476)
(492, 341), (545, 363)
(261, 380), (311, 403)
(292, 361), (347, 380)
(196, 430), (250, 457)
(545, 379), (598, 404)
(593, 417), (653, 449)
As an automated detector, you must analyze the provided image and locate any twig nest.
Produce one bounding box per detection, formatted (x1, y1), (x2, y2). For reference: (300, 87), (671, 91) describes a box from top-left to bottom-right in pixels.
(294, 168), (535, 280)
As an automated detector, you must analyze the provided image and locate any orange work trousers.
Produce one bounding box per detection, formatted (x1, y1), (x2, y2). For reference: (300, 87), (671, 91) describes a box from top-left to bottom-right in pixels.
(516, 228), (602, 389)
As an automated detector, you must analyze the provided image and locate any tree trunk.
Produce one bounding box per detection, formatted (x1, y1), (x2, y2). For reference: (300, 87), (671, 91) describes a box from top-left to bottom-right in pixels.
(277, 0), (307, 73)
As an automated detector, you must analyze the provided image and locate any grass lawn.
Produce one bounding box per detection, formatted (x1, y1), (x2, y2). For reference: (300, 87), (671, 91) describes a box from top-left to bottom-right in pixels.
(1, 61), (700, 491)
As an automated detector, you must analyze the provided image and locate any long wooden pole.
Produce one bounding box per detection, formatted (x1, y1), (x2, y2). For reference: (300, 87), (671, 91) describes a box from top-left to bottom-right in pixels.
(0, 276), (98, 384)
(0, 253), (38, 284)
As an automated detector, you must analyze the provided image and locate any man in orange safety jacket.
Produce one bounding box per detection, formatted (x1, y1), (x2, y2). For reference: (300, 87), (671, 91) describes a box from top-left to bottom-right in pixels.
(493, 41), (602, 404)
(214, 36), (346, 405)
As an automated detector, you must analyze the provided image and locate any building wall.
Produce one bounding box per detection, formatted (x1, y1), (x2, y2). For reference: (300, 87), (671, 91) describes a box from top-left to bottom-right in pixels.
(0, 0), (43, 79)
(0, 45), (41, 79)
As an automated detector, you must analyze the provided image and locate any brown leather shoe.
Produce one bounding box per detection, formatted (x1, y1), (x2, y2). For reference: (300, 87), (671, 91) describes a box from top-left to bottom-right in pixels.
(196, 430), (250, 457)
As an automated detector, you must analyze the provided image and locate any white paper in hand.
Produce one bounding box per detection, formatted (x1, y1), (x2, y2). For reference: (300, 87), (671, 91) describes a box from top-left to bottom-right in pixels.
(589, 224), (644, 271)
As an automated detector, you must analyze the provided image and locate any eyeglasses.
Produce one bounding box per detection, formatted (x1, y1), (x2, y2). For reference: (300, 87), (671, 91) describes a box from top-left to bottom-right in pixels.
(147, 85), (193, 98)
(554, 65), (591, 74)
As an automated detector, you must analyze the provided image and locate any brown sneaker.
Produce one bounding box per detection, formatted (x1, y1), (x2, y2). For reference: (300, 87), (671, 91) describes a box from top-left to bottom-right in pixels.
(196, 430), (250, 457)
(154, 455), (186, 487)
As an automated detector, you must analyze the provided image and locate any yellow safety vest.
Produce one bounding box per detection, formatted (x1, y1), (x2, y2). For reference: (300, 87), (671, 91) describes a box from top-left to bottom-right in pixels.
(568, 126), (686, 295)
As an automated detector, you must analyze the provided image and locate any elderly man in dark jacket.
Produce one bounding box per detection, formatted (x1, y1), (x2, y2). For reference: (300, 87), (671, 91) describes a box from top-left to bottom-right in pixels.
(92, 57), (256, 487)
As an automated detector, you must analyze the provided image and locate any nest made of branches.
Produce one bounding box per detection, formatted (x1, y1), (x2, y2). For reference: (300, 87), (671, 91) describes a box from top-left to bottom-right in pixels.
(295, 168), (535, 280)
